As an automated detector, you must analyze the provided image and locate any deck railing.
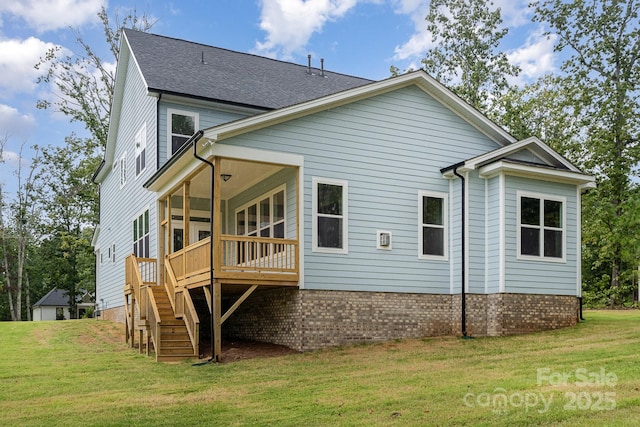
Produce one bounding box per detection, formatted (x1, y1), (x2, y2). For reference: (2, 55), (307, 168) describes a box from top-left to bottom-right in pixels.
(219, 234), (298, 277)
(124, 255), (158, 349)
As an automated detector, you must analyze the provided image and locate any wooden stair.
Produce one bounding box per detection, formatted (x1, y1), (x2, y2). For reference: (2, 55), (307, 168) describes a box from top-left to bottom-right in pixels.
(151, 286), (196, 362)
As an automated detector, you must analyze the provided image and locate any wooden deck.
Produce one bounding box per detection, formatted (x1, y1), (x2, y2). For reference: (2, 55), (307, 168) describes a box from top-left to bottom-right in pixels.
(124, 235), (299, 362)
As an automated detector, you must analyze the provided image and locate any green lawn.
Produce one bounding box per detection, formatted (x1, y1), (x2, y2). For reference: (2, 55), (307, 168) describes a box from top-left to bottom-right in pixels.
(0, 310), (638, 426)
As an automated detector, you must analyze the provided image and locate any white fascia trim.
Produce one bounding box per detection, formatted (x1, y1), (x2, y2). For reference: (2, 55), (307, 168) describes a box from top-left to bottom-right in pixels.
(91, 224), (100, 248)
(576, 186), (582, 297)
(478, 160), (595, 186)
(465, 137), (580, 173)
(202, 71), (515, 146)
(499, 173), (506, 293)
(96, 35), (136, 183)
(206, 142), (304, 167)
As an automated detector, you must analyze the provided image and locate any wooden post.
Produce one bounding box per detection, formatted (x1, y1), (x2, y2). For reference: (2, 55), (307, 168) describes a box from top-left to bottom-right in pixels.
(183, 181), (191, 248)
(213, 157), (222, 273)
(213, 279), (222, 361)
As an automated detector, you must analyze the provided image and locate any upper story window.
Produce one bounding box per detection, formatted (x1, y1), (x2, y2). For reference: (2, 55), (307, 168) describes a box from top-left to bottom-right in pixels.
(518, 192), (565, 261)
(135, 123), (146, 177)
(118, 152), (127, 188)
(312, 177), (348, 254)
(419, 190), (448, 260)
(168, 109), (198, 156)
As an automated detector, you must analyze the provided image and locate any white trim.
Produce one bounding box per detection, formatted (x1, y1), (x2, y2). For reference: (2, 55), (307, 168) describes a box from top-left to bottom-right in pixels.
(576, 187), (582, 297)
(202, 71), (515, 147)
(134, 122), (147, 179)
(449, 179), (454, 294)
(516, 191), (567, 263)
(298, 165), (305, 289)
(464, 171), (469, 293)
(479, 160), (595, 186)
(132, 206), (151, 258)
(234, 184), (287, 238)
(118, 151), (127, 188)
(484, 177), (489, 294)
(312, 177), (348, 254)
(376, 230), (393, 250)
(167, 108), (199, 158)
(499, 174), (505, 293)
(418, 190), (449, 261)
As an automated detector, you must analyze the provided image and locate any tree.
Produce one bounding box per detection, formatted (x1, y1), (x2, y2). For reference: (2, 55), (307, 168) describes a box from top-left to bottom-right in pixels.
(534, 0), (640, 304)
(35, 6), (154, 150)
(495, 74), (585, 164)
(0, 136), (42, 321)
(36, 135), (102, 313)
(421, 0), (520, 112)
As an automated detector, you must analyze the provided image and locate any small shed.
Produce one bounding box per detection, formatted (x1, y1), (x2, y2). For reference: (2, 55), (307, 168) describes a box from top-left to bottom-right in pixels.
(32, 288), (94, 321)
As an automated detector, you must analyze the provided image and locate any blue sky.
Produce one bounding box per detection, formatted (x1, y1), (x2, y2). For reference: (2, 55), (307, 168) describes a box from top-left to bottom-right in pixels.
(0, 0), (558, 198)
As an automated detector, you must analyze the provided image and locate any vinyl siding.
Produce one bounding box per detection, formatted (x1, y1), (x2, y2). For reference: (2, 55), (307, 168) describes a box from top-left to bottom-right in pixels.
(217, 85), (502, 294)
(96, 57), (158, 310)
(504, 176), (578, 295)
(466, 170), (486, 293)
(158, 101), (249, 166)
(485, 176), (501, 293)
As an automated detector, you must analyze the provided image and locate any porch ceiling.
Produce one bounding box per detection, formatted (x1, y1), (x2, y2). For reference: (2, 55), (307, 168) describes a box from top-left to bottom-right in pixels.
(188, 159), (285, 200)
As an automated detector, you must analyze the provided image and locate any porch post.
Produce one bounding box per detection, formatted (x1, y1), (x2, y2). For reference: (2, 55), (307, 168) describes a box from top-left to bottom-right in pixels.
(213, 157), (222, 361)
(213, 279), (222, 361)
(183, 181), (191, 248)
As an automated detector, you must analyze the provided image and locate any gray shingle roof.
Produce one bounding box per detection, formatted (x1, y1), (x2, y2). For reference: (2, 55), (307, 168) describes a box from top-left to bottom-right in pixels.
(33, 288), (91, 307)
(123, 29), (373, 110)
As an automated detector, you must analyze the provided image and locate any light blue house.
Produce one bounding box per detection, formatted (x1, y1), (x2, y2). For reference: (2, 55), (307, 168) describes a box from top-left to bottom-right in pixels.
(92, 30), (595, 361)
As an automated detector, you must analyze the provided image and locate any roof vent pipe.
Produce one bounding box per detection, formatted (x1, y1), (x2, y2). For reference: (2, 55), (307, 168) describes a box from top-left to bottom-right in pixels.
(320, 58), (325, 77)
(307, 54), (312, 74)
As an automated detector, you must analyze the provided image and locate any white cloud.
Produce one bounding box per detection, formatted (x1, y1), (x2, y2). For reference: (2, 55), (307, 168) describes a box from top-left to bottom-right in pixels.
(0, 0), (102, 33)
(507, 30), (557, 82)
(391, 0), (432, 61)
(493, 0), (531, 28)
(254, 0), (360, 59)
(0, 104), (36, 137)
(0, 37), (63, 97)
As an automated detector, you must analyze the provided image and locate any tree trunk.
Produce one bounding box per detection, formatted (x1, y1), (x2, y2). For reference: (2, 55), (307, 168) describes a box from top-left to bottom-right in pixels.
(25, 271), (31, 321)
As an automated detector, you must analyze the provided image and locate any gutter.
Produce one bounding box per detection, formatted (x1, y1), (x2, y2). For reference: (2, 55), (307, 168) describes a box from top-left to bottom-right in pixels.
(452, 165), (470, 339)
(189, 130), (217, 364)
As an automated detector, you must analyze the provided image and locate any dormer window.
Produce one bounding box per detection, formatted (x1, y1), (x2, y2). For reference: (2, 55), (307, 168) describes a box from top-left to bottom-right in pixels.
(168, 109), (198, 156)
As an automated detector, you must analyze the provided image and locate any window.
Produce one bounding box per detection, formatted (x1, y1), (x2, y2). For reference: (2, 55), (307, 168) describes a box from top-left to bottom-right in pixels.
(518, 192), (565, 261)
(235, 186), (286, 262)
(168, 109), (198, 156)
(119, 152), (127, 188)
(419, 191), (448, 259)
(133, 209), (150, 258)
(111, 243), (116, 263)
(313, 178), (348, 253)
(135, 123), (146, 177)
(235, 186), (286, 238)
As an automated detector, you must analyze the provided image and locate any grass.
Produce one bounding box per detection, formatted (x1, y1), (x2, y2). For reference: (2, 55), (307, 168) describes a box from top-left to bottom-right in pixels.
(0, 310), (638, 426)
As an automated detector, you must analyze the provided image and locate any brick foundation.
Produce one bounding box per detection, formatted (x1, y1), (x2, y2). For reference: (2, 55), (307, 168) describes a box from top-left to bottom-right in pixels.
(97, 305), (127, 323)
(224, 289), (580, 351)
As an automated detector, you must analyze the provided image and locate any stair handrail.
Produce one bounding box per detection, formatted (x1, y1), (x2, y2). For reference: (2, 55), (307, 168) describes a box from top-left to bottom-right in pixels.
(146, 286), (162, 358)
(181, 290), (200, 356)
(164, 255), (179, 313)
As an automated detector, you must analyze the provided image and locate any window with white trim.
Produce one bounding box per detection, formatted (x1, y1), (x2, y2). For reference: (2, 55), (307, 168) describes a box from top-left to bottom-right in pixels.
(133, 209), (150, 258)
(135, 123), (146, 177)
(168, 109), (198, 156)
(119, 152), (127, 188)
(419, 191), (448, 259)
(111, 243), (116, 263)
(235, 186), (286, 263)
(518, 192), (565, 260)
(313, 178), (348, 253)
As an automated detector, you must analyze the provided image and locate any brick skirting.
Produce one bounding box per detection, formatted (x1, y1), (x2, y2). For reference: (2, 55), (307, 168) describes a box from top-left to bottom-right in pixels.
(97, 305), (127, 324)
(223, 289), (580, 351)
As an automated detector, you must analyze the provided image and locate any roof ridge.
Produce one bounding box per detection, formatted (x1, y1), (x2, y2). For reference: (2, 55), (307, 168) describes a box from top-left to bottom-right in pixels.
(122, 28), (372, 82)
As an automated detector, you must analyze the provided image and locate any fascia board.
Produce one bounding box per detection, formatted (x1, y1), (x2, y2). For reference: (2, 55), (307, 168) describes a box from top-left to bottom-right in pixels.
(478, 160), (596, 185)
(203, 71), (515, 146)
